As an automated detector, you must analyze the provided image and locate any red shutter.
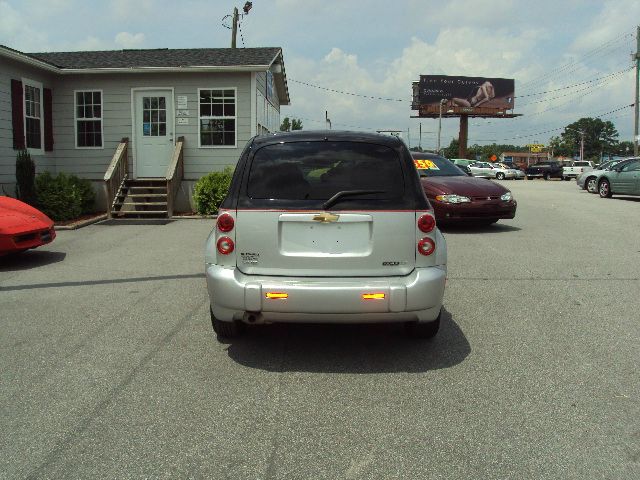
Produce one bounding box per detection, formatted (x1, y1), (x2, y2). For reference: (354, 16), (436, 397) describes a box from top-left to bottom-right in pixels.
(11, 79), (25, 150)
(44, 88), (53, 151)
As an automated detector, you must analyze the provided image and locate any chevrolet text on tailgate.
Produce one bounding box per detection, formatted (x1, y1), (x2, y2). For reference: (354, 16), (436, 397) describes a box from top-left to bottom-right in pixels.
(204, 131), (447, 339)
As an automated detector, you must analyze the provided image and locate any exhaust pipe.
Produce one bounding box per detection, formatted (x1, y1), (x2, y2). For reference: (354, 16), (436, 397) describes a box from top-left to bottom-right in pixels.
(243, 312), (263, 324)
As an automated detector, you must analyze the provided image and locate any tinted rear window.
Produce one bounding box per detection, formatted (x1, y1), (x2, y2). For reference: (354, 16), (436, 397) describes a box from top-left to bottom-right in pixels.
(247, 141), (405, 200)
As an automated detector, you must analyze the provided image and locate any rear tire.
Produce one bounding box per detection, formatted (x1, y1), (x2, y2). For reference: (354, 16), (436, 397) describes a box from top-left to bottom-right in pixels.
(598, 179), (612, 198)
(405, 310), (441, 339)
(210, 307), (242, 339)
(496, 172), (505, 180)
(543, 173), (549, 180)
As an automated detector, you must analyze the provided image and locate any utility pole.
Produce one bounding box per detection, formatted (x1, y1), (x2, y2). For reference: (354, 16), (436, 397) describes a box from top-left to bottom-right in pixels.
(231, 7), (239, 48)
(229, 3), (252, 48)
(580, 131), (585, 162)
(419, 123), (422, 150)
(634, 25), (639, 156)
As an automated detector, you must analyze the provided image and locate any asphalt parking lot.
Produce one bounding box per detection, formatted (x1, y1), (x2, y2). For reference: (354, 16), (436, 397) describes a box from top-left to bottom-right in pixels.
(1, 179), (639, 479)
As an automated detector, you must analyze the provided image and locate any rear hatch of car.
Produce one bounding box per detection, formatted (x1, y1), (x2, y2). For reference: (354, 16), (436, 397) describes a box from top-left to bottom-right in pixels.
(234, 140), (419, 277)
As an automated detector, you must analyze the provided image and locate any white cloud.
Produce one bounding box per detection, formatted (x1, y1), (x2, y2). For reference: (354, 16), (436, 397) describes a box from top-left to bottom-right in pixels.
(569, 0), (640, 54)
(0, 1), (49, 51)
(115, 32), (146, 48)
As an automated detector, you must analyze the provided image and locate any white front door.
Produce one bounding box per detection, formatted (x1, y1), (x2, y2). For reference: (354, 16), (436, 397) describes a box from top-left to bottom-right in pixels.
(134, 90), (174, 178)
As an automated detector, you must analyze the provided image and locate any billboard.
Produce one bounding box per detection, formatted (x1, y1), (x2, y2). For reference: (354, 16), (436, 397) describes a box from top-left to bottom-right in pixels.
(413, 75), (515, 111)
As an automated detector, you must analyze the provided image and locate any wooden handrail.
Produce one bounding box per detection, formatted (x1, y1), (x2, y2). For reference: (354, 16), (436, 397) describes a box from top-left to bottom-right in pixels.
(165, 136), (185, 217)
(104, 137), (129, 219)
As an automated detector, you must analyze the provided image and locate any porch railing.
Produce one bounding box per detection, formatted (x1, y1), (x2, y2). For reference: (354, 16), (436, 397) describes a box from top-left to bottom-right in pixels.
(104, 138), (129, 219)
(165, 136), (185, 217)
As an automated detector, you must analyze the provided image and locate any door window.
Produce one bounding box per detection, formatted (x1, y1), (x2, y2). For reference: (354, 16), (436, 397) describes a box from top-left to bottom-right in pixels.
(620, 160), (640, 172)
(142, 96), (167, 137)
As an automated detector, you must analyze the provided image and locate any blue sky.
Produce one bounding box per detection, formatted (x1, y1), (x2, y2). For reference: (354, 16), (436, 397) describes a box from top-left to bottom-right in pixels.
(1, 0), (638, 151)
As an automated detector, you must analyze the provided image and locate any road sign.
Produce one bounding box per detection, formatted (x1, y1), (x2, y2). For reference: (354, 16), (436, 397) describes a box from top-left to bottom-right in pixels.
(527, 144), (545, 153)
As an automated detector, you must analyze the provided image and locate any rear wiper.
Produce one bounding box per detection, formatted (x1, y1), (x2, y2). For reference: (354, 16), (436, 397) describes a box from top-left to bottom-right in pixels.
(322, 190), (387, 210)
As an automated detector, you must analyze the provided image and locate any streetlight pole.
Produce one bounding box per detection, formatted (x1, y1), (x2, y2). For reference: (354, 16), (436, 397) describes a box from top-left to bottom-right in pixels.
(437, 99), (446, 154)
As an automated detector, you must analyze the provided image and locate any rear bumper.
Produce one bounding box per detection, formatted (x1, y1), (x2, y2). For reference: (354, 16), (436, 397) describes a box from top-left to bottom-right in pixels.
(205, 265), (446, 323)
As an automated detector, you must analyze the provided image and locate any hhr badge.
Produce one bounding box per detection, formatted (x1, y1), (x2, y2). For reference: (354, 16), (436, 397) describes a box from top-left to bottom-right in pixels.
(240, 252), (260, 264)
(313, 213), (340, 223)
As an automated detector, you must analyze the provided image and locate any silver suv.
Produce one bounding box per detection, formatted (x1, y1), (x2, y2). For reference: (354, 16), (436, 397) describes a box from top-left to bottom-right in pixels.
(205, 131), (447, 339)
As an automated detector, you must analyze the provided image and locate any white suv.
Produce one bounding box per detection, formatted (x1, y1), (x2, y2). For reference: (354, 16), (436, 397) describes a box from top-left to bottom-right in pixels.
(205, 131), (447, 339)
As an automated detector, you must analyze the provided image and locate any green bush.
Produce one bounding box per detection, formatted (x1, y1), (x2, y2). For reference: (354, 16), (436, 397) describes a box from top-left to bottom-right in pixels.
(70, 175), (96, 214)
(35, 172), (96, 221)
(193, 167), (234, 215)
(16, 150), (36, 206)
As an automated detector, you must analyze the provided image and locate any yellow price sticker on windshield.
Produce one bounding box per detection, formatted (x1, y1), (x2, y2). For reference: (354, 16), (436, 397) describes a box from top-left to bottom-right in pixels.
(414, 159), (439, 170)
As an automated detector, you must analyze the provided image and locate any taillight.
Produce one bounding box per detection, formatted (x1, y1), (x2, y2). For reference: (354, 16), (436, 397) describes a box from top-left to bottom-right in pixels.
(418, 213), (436, 233)
(417, 237), (436, 256)
(217, 236), (235, 255)
(217, 213), (234, 232)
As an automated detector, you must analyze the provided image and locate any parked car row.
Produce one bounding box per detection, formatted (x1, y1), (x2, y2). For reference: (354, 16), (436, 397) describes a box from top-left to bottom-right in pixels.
(576, 157), (640, 198)
(452, 159), (525, 180)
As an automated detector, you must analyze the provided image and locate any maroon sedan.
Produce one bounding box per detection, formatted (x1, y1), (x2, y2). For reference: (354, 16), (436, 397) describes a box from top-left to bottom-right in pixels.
(412, 153), (517, 224)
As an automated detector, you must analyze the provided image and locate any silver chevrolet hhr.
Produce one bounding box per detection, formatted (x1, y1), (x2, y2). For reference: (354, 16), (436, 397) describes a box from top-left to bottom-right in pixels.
(205, 131), (447, 339)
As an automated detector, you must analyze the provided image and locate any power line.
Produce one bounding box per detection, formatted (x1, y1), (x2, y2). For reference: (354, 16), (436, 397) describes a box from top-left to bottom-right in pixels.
(519, 29), (636, 89)
(471, 67), (634, 128)
(290, 63), (632, 107)
(516, 68), (633, 98)
(238, 19), (246, 47)
(288, 78), (406, 102)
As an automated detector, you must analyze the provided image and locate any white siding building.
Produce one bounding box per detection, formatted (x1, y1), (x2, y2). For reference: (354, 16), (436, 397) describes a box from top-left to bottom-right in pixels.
(0, 45), (289, 214)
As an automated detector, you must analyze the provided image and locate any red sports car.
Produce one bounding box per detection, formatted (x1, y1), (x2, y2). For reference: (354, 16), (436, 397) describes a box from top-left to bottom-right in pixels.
(412, 153), (517, 224)
(0, 196), (56, 255)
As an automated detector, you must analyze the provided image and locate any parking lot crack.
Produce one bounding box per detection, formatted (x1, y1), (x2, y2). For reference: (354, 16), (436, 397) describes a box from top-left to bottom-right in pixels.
(0, 273), (204, 292)
(263, 332), (289, 480)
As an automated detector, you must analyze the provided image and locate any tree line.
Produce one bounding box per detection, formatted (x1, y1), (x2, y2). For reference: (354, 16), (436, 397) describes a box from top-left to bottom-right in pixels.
(421, 117), (632, 162)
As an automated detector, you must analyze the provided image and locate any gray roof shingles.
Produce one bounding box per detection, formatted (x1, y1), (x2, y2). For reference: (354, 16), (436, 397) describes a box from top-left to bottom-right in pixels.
(24, 47), (281, 69)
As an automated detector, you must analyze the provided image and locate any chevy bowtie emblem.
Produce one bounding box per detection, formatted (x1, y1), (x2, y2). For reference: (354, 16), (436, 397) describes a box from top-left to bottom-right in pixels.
(313, 212), (340, 223)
